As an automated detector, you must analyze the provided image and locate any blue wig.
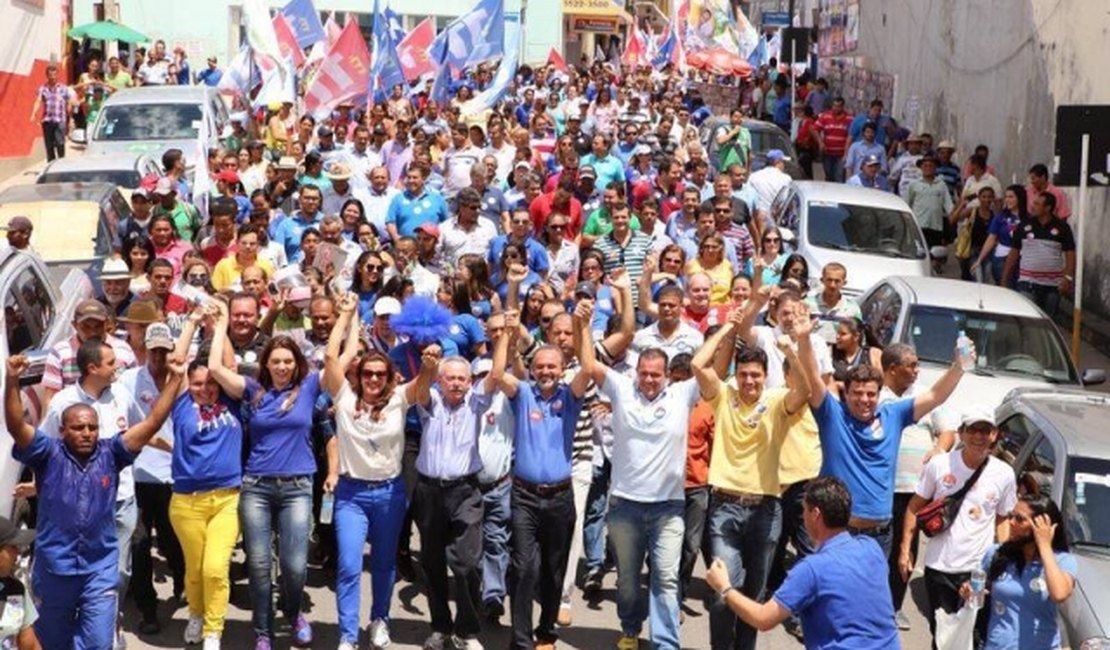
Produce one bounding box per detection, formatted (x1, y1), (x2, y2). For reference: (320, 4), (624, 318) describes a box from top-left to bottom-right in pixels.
(390, 296), (452, 345)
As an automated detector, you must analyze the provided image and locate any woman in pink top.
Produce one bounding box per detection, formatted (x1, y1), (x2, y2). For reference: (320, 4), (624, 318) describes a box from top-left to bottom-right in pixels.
(150, 214), (195, 278)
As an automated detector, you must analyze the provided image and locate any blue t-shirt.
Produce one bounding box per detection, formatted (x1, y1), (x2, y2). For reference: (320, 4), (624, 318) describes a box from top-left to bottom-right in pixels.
(487, 234), (551, 277)
(988, 210), (1022, 251)
(510, 382), (584, 485)
(494, 270), (542, 306)
(385, 189), (449, 238)
(981, 544), (1079, 650)
(445, 313), (488, 360)
(814, 393), (916, 520)
(774, 532), (901, 650)
(172, 387), (251, 494)
(243, 371), (323, 477)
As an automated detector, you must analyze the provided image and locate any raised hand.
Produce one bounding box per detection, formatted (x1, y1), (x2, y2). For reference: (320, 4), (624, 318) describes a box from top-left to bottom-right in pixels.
(337, 292), (358, 314)
(608, 268), (631, 291)
(507, 264), (529, 285)
(421, 344), (443, 371)
(1032, 514), (1057, 549)
(6, 355), (29, 380)
(503, 309), (521, 330)
(166, 353), (187, 377)
(573, 300), (595, 324)
(791, 303), (814, 338)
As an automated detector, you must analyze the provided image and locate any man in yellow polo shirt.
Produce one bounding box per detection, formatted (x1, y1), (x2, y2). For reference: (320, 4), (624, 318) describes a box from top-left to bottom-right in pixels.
(211, 224), (274, 292)
(691, 304), (820, 650)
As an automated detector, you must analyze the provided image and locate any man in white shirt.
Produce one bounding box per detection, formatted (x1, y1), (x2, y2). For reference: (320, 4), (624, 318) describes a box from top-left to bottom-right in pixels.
(362, 166), (400, 234)
(439, 188), (498, 267)
(631, 285), (705, 361)
(740, 288), (834, 390)
(745, 150), (793, 225)
(341, 125), (383, 191)
(442, 123), (484, 200)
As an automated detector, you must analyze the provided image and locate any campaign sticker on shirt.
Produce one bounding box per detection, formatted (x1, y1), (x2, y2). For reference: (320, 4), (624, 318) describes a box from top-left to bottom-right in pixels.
(414, 206), (423, 215)
(422, 200), (432, 209)
(244, 351), (258, 364)
(552, 400), (563, 413)
(140, 391), (155, 405)
(487, 197), (497, 206)
(101, 476), (111, 489)
(529, 409), (543, 422)
(449, 324), (461, 335)
(1050, 229), (1059, 236)
(870, 419), (884, 440)
(486, 412), (496, 426)
(1030, 577), (1046, 593)
(117, 416), (127, 431)
(941, 474), (957, 488)
(654, 406), (666, 419)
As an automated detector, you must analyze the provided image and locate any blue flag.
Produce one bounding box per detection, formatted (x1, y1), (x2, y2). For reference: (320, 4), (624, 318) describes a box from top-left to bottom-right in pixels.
(459, 13), (519, 115)
(369, 0), (407, 103)
(383, 5), (406, 46)
(653, 25), (676, 68)
(281, 0), (326, 49)
(429, 0), (505, 74)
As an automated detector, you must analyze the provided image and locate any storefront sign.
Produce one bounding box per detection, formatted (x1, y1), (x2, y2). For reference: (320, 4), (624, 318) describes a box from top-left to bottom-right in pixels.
(572, 16), (620, 33)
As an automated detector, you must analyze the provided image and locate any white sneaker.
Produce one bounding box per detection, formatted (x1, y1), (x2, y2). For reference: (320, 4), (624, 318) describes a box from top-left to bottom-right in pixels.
(184, 616), (204, 645)
(337, 642), (357, 650)
(422, 632), (449, 650)
(202, 634), (221, 650)
(369, 619), (392, 648)
(113, 628), (127, 650)
(455, 637), (484, 650)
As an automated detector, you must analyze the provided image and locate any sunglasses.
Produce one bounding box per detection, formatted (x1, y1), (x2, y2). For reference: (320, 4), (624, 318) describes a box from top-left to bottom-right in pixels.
(763, 237), (781, 243)
(548, 224), (567, 231)
(511, 219), (531, 226)
(361, 370), (389, 379)
(364, 263), (383, 271)
(715, 208), (732, 214)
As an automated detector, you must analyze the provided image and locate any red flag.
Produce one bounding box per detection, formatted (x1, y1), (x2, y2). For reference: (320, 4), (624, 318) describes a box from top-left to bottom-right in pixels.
(304, 19), (371, 116)
(324, 12), (342, 45)
(621, 27), (648, 67)
(397, 17), (436, 82)
(547, 47), (569, 74)
(272, 14), (307, 68)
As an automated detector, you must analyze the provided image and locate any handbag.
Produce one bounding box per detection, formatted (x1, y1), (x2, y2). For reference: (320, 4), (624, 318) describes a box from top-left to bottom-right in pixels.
(916, 459), (988, 538)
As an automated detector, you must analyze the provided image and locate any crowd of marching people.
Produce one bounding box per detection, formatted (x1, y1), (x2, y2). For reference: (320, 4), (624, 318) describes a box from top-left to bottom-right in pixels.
(9, 48), (1083, 650)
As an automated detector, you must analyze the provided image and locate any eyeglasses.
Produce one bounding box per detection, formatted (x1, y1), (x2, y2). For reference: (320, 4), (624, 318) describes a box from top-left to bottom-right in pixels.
(763, 237), (781, 243)
(715, 208), (731, 213)
(360, 370), (389, 379)
(511, 219), (531, 226)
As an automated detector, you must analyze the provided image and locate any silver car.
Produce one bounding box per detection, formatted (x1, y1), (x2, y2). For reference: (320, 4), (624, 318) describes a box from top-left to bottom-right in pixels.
(37, 152), (162, 194)
(995, 388), (1110, 649)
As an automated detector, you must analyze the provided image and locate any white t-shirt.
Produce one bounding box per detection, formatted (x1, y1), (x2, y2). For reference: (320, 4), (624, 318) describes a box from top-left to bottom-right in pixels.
(439, 216), (499, 266)
(916, 453), (1018, 573)
(119, 366), (174, 484)
(632, 321), (705, 362)
(753, 325), (835, 390)
(599, 368), (700, 503)
(333, 382), (409, 481)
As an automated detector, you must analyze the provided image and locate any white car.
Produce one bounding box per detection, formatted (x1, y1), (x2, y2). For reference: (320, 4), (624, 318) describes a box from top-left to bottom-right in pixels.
(37, 152), (162, 196)
(770, 181), (937, 297)
(858, 275), (1105, 417)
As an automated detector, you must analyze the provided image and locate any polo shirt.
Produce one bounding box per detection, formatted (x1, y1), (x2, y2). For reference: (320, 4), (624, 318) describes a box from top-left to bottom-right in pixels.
(593, 230), (651, 301)
(442, 145), (484, 198)
(528, 192), (583, 238)
(987, 210), (1022, 258)
(1025, 183), (1071, 219)
(707, 385), (790, 496)
(631, 178), (684, 222)
(980, 544), (1078, 650)
(170, 387), (248, 493)
(844, 140), (889, 176)
(806, 292), (863, 344)
(774, 532), (901, 649)
(476, 391), (515, 484)
(511, 382), (584, 485)
(476, 186), (510, 225)
(599, 369), (700, 503)
(906, 177), (955, 232)
(272, 211), (323, 261)
(631, 321), (704, 362)
(487, 234), (550, 276)
(416, 386), (490, 479)
(1012, 216), (1075, 286)
(815, 111), (852, 158)
(579, 153), (627, 192)
(813, 393), (916, 520)
(243, 371), (323, 477)
(582, 208), (641, 238)
(385, 189), (449, 238)
(439, 216), (499, 266)
(849, 113), (894, 145)
(14, 432), (136, 575)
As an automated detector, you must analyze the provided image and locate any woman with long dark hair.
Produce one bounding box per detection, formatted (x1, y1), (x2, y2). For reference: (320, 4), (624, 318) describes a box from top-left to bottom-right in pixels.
(207, 301), (326, 650)
(436, 276), (488, 359)
(831, 318), (882, 396)
(972, 184), (1027, 287)
(967, 493), (1076, 650)
(492, 243), (540, 304)
(323, 293), (438, 650)
(456, 254), (500, 320)
(123, 234), (157, 295)
(352, 250), (386, 322)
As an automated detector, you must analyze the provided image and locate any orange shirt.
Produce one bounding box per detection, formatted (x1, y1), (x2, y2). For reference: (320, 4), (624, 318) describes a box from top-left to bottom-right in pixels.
(685, 400), (714, 488)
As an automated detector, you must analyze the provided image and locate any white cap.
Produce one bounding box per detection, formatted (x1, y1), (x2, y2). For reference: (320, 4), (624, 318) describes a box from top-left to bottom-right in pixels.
(471, 357), (493, 375)
(374, 297), (402, 317)
(961, 404), (996, 428)
(100, 257), (131, 280)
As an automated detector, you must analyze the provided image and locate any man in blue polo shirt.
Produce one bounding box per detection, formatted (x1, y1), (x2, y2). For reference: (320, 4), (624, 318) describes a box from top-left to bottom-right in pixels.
(271, 183), (324, 261)
(489, 307), (589, 650)
(4, 352), (183, 650)
(386, 161), (449, 242)
(707, 477), (900, 649)
(800, 335), (969, 556)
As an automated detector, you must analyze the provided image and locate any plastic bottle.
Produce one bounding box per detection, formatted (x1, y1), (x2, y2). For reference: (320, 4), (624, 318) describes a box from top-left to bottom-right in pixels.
(320, 492), (334, 525)
(957, 330), (975, 371)
(968, 568), (986, 609)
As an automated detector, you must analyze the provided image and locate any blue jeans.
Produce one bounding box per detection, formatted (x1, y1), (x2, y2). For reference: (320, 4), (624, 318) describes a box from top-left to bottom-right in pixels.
(822, 155), (845, 183)
(239, 474), (314, 637)
(583, 458), (612, 573)
(848, 519), (894, 559)
(33, 568), (117, 650)
(1017, 280), (1062, 318)
(707, 495), (782, 650)
(334, 476), (407, 643)
(481, 478), (512, 606)
(607, 497), (684, 649)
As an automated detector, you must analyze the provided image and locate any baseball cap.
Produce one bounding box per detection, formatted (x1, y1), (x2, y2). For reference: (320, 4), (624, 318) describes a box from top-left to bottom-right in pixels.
(144, 322), (175, 350)
(99, 257), (131, 281)
(862, 154), (883, 167)
(0, 516), (34, 548)
(415, 223), (440, 239)
(318, 125), (334, 137)
(130, 187), (151, 200)
(214, 169), (240, 184)
(7, 216), (33, 232)
(471, 357), (493, 376)
(567, 113), (582, 122)
(74, 299), (109, 322)
(514, 160), (532, 171)
(961, 405), (997, 428)
(632, 144), (652, 157)
(374, 297), (402, 317)
(574, 281), (598, 300)
(766, 149), (788, 163)
(154, 177), (176, 195)
(579, 167), (597, 181)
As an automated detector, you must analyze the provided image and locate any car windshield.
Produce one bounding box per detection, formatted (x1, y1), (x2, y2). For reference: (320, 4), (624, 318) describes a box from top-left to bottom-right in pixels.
(807, 201), (926, 259)
(93, 103), (202, 141)
(1064, 456), (1110, 550)
(906, 305), (1078, 383)
(750, 129), (790, 155)
(39, 171), (140, 187)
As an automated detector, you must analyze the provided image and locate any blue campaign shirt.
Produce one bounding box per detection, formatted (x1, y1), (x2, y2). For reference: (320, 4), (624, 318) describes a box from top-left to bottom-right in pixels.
(814, 393), (915, 520)
(487, 234), (550, 277)
(844, 140), (889, 176)
(243, 371), (324, 477)
(774, 532), (901, 650)
(385, 189), (449, 238)
(849, 113), (893, 145)
(847, 173), (892, 192)
(981, 544), (1079, 650)
(988, 210), (1021, 250)
(580, 153), (627, 193)
(494, 269), (542, 306)
(171, 386), (253, 494)
(511, 382), (584, 485)
(14, 432), (136, 575)
(445, 313), (488, 360)
(272, 211), (323, 261)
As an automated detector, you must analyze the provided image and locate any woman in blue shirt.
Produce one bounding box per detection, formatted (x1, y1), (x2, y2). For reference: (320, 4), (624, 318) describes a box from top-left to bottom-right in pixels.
(972, 184), (1027, 288)
(436, 276), (489, 360)
(457, 254), (500, 322)
(970, 494), (1077, 650)
(352, 250), (386, 323)
(207, 301), (325, 650)
(492, 243), (540, 306)
(744, 227), (789, 287)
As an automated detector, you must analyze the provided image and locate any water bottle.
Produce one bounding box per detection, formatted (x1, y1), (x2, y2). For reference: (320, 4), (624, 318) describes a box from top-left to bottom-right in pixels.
(968, 568), (986, 609)
(320, 492), (334, 525)
(957, 330), (975, 371)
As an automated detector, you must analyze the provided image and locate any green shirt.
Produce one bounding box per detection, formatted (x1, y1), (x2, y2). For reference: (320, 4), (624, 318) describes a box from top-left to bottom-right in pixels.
(719, 126), (752, 172)
(154, 201), (201, 242)
(583, 207), (642, 238)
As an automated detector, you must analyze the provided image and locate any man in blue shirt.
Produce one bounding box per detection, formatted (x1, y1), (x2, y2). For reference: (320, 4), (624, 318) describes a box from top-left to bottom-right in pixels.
(849, 99), (894, 146)
(489, 309), (589, 650)
(196, 56), (223, 87)
(385, 162), (449, 242)
(847, 155), (892, 192)
(580, 133), (627, 194)
(271, 184), (324, 261)
(5, 352), (182, 650)
(707, 477), (901, 650)
(844, 122), (889, 177)
(800, 337), (968, 556)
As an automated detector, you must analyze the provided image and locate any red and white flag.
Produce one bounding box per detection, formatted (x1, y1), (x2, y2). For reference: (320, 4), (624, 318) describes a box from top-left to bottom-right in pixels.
(304, 19), (371, 117)
(547, 47), (569, 74)
(272, 14), (307, 68)
(621, 27), (649, 67)
(397, 17), (436, 82)
(323, 12), (343, 44)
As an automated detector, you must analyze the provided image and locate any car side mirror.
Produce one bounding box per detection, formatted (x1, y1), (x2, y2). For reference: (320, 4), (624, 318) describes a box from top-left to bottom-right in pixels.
(18, 349), (48, 388)
(929, 245), (949, 261)
(68, 129), (87, 145)
(1082, 368), (1107, 386)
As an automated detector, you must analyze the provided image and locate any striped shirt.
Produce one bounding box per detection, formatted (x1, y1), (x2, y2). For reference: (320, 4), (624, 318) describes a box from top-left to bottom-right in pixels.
(43, 335), (138, 392)
(593, 230), (652, 303)
(38, 83), (74, 124)
(1012, 217), (1075, 286)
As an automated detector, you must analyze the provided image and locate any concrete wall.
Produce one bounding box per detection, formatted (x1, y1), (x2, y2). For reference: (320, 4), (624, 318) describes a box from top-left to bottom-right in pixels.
(844, 0), (1110, 321)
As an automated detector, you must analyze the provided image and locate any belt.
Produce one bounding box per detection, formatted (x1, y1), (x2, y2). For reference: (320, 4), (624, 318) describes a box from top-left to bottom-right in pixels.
(712, 487), (771, 507)
(418, 473), (478, 489)
(512, 477), (572, 497)
(479, 474), (511, 493)
(339, 475), (395, 489)
(848, 517), (893, 534)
